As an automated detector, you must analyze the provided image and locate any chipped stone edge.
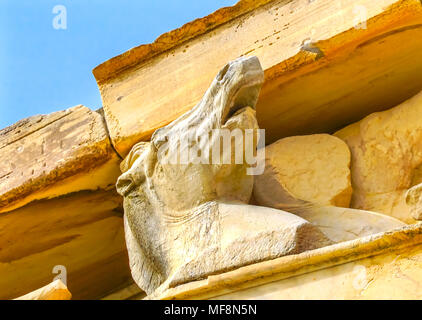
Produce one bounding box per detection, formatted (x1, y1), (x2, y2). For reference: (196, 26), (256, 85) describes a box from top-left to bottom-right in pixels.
(92, 0), (276, 83)
(0, 106), (121, 213)
(14, 280), (72, 300)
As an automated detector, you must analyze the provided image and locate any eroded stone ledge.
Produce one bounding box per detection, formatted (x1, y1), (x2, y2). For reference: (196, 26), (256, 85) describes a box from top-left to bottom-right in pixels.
(93, 0), (422, 156)
(0, 105), (121, 213)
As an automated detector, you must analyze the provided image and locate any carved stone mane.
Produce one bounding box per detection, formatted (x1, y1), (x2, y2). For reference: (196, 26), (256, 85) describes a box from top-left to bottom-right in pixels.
(116, 56), (331, 295)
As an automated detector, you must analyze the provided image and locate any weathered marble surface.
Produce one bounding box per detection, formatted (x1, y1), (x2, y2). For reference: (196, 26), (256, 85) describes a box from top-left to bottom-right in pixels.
(254, 134), (352, 208)
(0, 105), (131, 300)
(253, 133), (404, 243)
(15, 280), (71, 300)
(406, 183), (422, 220)
(154, 223), (422, 300)
(336, 90), (422, 223)
(2, 0), (421, 302)
(94, 0), (422, 156)
(213, 239), (422, 300)
(0, 189), (131, 300)
(0, 105), (121, 213)
(117, 56), (330, 296)
(296, 206), (405, 243)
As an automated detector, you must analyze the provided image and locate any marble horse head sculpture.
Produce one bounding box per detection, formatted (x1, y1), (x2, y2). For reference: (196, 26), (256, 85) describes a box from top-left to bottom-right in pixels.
(116, 56), (330, 295)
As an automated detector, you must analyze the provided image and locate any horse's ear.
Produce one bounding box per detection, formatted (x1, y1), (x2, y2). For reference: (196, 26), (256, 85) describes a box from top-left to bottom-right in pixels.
(123, 213), (165, 295)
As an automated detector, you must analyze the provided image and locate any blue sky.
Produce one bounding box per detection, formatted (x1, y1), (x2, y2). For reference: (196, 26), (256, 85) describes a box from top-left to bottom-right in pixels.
(0, 0), (237, 129)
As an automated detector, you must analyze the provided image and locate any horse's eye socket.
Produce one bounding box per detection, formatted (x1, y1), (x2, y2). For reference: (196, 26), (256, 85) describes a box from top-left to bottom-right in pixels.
(116, 174), (136, 197)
